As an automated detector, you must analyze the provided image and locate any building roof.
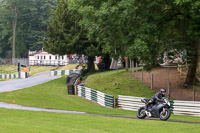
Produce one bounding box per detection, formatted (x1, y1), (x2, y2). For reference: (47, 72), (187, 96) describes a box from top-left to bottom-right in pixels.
(29, 50), (53, 56)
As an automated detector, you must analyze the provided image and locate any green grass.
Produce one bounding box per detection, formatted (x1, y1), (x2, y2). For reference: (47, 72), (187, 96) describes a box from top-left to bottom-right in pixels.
(57, 64), (99, 71)
(57, 64), (84, 70)
(0, 65), (18, 74)
(30, 66), (57, 75)
(0, 65), (17, 71)
(0, 76), (199, 122)
(85, 69), (155, 98)
(0, 65), (56, 76)
(0, 76), (134, 116)
(0, 108), (199, 133)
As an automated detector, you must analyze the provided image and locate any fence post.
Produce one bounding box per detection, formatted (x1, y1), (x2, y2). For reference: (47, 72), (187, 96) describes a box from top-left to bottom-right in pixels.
(167, 82), (170, 99)
(193, 85), (195, 101)
(199, 86), (200, 94)
(114, 96), (117, 108)
(167, 67), (170, 99)
(132, 61), (134, 75)
(136, 61), (138, 78)
(125, 57), (128, 72)
(142, 67), (144, 83)
(151, 74), (153, 89)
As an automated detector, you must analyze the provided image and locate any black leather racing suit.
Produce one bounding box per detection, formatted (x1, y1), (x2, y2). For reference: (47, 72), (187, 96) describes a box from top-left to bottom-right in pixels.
(145, 92), (165, 111)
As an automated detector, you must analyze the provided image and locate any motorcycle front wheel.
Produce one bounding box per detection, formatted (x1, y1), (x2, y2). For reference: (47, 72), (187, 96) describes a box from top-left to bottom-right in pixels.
(137, 106), (147, 119)
(160, 108), (171, 121)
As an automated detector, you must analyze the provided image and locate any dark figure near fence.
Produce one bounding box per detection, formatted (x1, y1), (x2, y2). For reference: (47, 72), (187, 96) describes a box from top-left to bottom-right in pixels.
(145, 89), (166, 112)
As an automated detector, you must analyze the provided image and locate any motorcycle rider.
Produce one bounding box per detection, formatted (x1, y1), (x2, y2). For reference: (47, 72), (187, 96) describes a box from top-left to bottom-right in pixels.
(145, 88), (166, 112)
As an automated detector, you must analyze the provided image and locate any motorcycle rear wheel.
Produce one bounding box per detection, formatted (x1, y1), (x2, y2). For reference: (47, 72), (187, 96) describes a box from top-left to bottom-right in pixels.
(137, 106), (147, 119)
(160, 108), (171, 121)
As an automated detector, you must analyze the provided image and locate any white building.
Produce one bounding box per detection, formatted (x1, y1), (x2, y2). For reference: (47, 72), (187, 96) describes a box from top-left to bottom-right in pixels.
(28, 51), (69, 66)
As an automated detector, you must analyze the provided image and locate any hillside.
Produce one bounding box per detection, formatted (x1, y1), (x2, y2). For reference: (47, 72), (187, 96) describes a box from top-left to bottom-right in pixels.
(85, 69), (155, 98)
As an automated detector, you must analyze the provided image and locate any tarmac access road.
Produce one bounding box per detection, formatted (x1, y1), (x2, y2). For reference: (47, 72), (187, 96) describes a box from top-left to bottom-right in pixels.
(0, 71), (60, 93)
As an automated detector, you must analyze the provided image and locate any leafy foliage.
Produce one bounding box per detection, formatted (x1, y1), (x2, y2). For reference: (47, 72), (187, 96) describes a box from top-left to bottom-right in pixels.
(0, 0), (56, 58)
(74, 0), (200, 84)
(45, 0), (101, 72)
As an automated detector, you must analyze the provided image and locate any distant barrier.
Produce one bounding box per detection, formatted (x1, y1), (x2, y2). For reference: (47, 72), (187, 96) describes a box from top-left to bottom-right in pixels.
(77, 85), (115, 108)
(29, 60), (68, 66)
(0, 58), (28, 66)
(118, 95), (200, 117)
(0, 73), (20, 79)
(50, 69), (78, 76)
(0, 72), (31, 79)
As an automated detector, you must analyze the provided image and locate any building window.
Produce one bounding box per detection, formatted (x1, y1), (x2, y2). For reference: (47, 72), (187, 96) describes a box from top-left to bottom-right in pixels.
(37, 56), (39, 59)
(49, 56), (51, 60)
(62, 56), (64, 60)
(55, 56), (57, 59)
(44, 56), (46, 60)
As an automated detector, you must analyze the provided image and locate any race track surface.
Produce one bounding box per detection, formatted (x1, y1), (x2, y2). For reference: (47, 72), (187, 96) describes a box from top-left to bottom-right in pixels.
(0, 71), (60, 92)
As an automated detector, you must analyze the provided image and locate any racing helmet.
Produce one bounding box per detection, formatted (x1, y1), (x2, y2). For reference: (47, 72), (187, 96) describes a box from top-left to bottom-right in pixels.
(160, 88), (166, 94)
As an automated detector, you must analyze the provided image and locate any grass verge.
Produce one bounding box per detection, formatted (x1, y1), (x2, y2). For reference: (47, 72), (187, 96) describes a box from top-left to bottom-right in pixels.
(0, 108), (200, 133)
(30, 66), (57, 75)
(57, 64), (84, 70)
(57, 64), (99, 71)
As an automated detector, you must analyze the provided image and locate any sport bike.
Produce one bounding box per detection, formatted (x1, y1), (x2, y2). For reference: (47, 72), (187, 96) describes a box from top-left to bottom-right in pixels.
(137, 97), (171, 121)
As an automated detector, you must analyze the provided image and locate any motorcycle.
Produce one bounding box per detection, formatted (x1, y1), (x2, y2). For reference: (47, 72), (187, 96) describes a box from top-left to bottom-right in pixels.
(137, 97), (171, 121)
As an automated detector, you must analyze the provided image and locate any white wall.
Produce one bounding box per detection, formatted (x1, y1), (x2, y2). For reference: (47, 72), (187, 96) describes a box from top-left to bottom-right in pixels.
(29, 51), (69, 66)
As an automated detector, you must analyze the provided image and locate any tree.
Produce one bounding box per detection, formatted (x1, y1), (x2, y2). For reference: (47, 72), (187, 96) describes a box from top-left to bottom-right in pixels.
(45, 0), (100, 72)
(0, 0), (56, 58)
(174, 0), (200, 85)
(76, 0), (200, 85)
(76, 0), (164, 68)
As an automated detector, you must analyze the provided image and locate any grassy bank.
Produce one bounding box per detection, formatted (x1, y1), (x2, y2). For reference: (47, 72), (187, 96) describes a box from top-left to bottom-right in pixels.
(85, 69), (155, 98)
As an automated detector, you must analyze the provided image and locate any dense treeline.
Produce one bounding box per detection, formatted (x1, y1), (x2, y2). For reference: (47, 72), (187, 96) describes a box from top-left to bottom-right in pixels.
(0, 0), (199, 85)
(46, 0), (200, 85)
(0, 0), (56, 58)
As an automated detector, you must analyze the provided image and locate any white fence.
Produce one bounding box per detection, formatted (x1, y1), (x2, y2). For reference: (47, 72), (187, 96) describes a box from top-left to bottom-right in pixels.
(171, 100), (200, 116)
(118, 95), (200, 117)
(0, 72), (31, 79)
(50, 69), (79, 76)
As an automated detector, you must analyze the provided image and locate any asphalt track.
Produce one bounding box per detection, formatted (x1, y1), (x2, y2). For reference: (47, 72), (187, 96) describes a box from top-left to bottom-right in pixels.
(0, 102), (199, 124)
(0, 71), (60, 92)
